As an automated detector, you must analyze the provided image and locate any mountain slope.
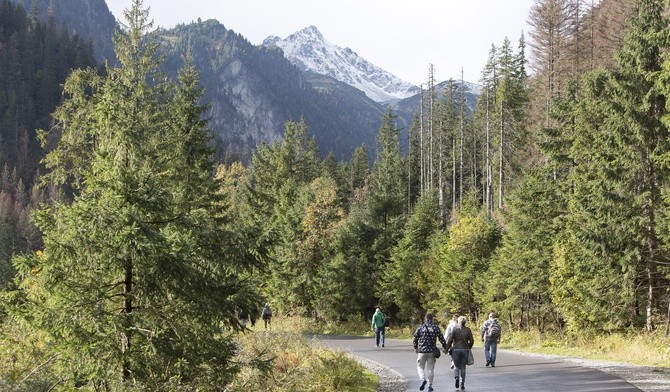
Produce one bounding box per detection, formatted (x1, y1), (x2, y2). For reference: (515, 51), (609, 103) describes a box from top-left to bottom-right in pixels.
(158, 20), (385, 162)
(263, 26), (419, 103)
(10, 0), (480, 164)
(9, 0), (116, 63)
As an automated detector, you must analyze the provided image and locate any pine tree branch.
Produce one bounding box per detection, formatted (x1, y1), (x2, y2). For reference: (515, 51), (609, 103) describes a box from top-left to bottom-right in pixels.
(20, 353), (59, 385)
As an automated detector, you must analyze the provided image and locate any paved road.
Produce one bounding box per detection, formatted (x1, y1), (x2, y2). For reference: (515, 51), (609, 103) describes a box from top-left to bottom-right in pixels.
(317, 335), (644, 391)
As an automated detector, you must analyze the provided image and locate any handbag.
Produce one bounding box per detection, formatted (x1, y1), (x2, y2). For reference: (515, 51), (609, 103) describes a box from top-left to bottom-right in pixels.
(433, 347), (441, 359)
(466, 349), (474, 365)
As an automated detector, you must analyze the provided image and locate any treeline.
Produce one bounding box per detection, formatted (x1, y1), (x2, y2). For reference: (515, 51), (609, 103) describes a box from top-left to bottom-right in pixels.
(242, 0), (670, 335)
(2, 1), (267, 389)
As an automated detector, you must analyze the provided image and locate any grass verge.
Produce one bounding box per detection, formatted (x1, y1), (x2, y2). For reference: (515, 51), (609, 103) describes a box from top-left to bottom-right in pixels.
(230, 317), (378, 392)
(504, 329), (670, 367)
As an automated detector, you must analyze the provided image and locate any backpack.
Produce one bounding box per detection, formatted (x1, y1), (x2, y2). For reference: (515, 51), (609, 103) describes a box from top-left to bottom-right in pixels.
(487, 320), (501, 340)
(383, 315), (390, 327)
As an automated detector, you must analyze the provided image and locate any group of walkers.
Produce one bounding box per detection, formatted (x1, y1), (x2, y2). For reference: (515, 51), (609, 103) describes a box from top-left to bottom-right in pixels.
(238, 302), (273, 329)
(372, 308), (502, 391)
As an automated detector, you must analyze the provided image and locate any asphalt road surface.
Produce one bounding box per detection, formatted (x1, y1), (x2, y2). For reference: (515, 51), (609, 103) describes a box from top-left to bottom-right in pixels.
(317, 335), (648, 391)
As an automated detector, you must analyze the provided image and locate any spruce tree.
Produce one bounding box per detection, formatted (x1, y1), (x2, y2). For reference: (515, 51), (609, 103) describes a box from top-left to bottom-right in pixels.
(554, 0), (670, 331)
(484, 167), (565, 331)
(382, 191), (439, 321)
(6, 0), (263, 388)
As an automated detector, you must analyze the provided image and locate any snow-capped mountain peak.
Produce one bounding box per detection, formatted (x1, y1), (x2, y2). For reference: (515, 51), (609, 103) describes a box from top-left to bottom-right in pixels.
(262, 26), (419, 103)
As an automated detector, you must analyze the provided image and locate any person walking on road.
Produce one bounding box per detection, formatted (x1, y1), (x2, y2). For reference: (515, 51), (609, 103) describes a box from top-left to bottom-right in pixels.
(445, 313), (459, 369)
(481, 311), (502, 367)
(413, 313), (448, 392)
(446, 315), (474, 390)
(371, 307), (387, 347)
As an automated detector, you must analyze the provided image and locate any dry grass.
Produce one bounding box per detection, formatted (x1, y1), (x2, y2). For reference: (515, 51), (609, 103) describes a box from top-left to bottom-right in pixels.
(229, 317), (378, 392)
(504, 329), (670, 367)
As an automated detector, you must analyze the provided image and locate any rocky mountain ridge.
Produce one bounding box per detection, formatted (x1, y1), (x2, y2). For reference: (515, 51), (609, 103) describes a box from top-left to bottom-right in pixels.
(263, 26), (420, 103)
(6, 0), (481, 164)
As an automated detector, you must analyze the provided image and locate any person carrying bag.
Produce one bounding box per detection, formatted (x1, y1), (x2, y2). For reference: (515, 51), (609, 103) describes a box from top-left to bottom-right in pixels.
(413, 313), (448, 392)
(445, 316), (474, 390)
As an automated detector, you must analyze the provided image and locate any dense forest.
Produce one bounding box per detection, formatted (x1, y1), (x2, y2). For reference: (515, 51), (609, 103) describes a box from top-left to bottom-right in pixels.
(1, 0), (669, 389)
(0, 0), (97, 288)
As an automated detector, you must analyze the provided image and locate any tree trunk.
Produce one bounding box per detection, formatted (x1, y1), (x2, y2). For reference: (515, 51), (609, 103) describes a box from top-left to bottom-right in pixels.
(122, 256), (133, 381)
(486, 90), (493, 214)
(452, 139), (456, 211)
(459, 70), (464, 208)
(498, 100), (504, 209)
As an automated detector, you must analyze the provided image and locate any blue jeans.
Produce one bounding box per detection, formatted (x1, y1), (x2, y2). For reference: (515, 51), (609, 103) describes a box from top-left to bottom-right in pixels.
(375, 327), (385, 346)
(452, 349), (469, 383)
(484, 339), (498, 365)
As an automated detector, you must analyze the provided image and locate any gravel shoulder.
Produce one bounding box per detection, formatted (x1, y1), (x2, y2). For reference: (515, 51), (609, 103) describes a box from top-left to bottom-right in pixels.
(524, 351), (670, 392)
(356, 356), (408, 392)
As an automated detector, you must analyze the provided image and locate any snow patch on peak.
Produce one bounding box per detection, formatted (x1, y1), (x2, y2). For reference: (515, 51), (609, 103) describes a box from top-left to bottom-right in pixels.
(263, 26), (419, 102)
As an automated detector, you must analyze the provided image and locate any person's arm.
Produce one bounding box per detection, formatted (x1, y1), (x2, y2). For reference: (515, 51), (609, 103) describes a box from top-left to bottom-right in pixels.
(413, 328), (420, 353)
(445, 330), (454, 353)
(438, 327), (449, 350)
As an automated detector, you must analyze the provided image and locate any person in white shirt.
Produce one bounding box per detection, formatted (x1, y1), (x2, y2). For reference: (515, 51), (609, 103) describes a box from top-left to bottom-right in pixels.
(444, 313), (459, 369)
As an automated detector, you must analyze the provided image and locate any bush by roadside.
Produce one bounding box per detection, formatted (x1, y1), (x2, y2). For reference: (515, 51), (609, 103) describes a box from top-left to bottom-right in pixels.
(228, 318), (377, 392)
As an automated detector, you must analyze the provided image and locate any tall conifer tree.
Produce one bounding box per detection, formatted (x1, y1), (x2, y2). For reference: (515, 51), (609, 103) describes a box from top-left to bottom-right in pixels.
(554, 0), (670, 331)
(6, 0), (263, 388)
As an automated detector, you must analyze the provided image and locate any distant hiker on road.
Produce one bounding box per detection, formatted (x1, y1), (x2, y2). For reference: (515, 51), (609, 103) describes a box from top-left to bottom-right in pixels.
(413, 313), (448, 392)
(446, 315), (474, 390)
(262, 303), (272, 329)
(481, 311), (502, 367)
(371, 307), (387, 347)
(445, 313), (459, 369)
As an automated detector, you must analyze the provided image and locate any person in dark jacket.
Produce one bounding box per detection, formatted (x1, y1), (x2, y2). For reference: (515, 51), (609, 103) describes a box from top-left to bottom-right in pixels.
(412, 313), (448, 392)
(446, 316), (474, 390)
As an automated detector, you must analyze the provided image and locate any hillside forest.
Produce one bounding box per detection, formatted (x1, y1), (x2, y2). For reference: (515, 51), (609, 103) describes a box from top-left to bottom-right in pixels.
(1, 0), (670, 389)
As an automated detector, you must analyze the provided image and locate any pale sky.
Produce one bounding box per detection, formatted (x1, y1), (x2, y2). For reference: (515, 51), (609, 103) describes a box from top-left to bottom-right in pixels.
(105, 0), (536, 85)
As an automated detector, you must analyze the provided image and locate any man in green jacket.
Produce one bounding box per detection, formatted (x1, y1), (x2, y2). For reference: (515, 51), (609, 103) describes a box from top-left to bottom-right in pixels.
(371, 308), (386, 347)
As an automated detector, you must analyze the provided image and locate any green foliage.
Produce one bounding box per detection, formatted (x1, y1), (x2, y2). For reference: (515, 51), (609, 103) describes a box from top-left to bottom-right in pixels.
(549, 0), (670, 332)
(438, 213), (500, 318)
(382, 191), (440, 322)
(324, 197), (379, 318)
(484, 168), (566, 331)
(6, 4), (670, 375)
(229, 328), (377, 392)
(2, 1), (266, 389)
